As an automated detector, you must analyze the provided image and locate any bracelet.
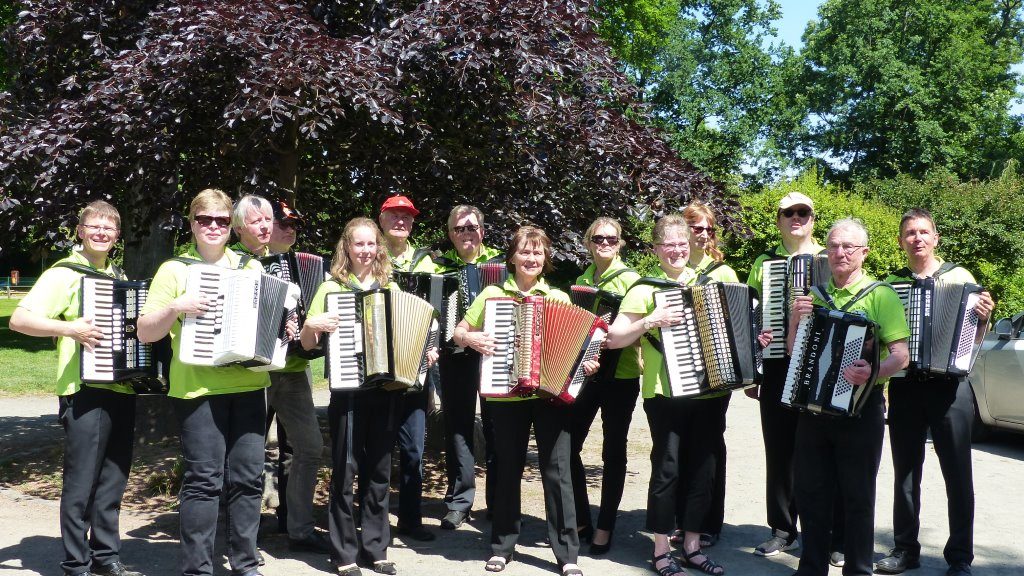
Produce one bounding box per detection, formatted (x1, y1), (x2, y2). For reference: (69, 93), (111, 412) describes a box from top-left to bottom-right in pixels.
(642, 318), (653, 331)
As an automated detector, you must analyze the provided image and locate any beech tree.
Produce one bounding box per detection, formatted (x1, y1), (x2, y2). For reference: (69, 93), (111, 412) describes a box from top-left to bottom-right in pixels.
(0, 0), (737, 274)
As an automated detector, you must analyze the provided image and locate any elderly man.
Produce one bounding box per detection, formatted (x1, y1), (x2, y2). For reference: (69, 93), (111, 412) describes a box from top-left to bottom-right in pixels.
(230, 194), (274, 258)
(788, 218), (910, 576)
(434, 205), (503, 530)
(378, 194), (438, 542)
(877, 209), (993, 576)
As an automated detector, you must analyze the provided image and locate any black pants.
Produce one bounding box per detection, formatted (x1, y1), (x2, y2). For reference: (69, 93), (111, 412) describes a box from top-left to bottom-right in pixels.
(888, 375), (974, 566)
(439, 349), (495, 514)
(759, 358), (800, 536)
(685, 393), (730, 535)
(58, 386), (136, 576)
(794, 390), (885, 576)
(569, 375), (640, 532)
(396, 365), (436, 528)
(644, 395), (718, 535)
(488, 399), (578, 566)
(172, 390), (267, 576)
(327, 389), (401, 566)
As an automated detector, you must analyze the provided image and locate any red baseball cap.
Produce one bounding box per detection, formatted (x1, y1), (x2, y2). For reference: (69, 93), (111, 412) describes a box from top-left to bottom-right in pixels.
(380, 195), (420, 216)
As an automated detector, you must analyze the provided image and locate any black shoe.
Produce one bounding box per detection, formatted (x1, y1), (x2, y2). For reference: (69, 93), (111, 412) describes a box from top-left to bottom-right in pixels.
(589, 531), (613, 556)
(289, 531), (331, 553)
(440, 510), (471, 530)
(946, 563), (972, 576)
(256, 549), (266, 566)
(396, 524), (436, 542)
(91, 562), (143, 576)
(371, 561), (397, 575)
(577, 525), (594, 544)
(876, 549), (921, 574)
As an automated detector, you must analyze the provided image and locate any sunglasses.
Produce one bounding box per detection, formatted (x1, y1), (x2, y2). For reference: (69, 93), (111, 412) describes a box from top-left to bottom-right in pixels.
(780, 208), (813, 218)
(452, 224), (480, 234)
(278, 220), (301, 230)
(689, 225), (715, 235)
(590, 235), (619, 245)
(194, 215), (231, 228)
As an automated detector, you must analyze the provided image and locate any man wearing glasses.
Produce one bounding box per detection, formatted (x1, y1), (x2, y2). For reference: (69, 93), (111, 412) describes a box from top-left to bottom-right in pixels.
(433, 205), (503, 530)
(787, 218), (910, 576)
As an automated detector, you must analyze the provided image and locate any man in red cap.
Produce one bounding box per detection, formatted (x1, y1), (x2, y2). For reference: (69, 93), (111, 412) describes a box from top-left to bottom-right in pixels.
(379, 194), (438, 542)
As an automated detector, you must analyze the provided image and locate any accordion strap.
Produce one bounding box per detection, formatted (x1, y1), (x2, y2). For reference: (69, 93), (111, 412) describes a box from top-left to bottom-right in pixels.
(811, 281), (885, 312)
(53, 262), (125, 280)
(695, 261), (726, 286)
(595, 267), (637, 289)
(168, 254), (251, 270)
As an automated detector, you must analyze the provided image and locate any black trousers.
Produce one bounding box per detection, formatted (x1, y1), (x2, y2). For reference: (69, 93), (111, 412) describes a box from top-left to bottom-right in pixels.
(794, 390), (885, 576)
(396, 365), (436, 528)
(569, 375), (640, 532)
(685, 393), (730, 535)
(488, 400), (578, 566)
(327, 389), (401, 566)
(759, 357), (800, 536)
(58, 386), (136, 576)
(438, 349), (495, 513)
(888, 375), (974, 566)
(644, 395), (718, 535)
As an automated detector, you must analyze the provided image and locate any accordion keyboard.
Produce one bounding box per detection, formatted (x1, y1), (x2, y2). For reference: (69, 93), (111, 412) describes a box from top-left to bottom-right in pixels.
(81, 278), (153, 381)
(480, 298), (517, 395)
(653, 289), (704, 396)
(761, 259), (789, 359)
(326, 292), (364, 390)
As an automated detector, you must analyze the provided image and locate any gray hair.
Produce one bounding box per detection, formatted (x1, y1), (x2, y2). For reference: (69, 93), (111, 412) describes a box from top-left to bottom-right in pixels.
(231, 195), (272, 229)
(827, 217), (869, 246)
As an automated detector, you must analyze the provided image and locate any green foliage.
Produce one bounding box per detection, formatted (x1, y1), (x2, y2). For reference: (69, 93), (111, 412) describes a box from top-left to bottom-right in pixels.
(789, 0), (1024, 181)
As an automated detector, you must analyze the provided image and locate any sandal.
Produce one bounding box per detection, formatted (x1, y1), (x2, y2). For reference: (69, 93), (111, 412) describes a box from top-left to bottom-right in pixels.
(682, 550), (725, 575)
(651, 551), (686, 576)
(561, 563), (584, 576)
(668, 529), (685, 547)
(485, 555), (511, 573)
(699, 533), (719, 548)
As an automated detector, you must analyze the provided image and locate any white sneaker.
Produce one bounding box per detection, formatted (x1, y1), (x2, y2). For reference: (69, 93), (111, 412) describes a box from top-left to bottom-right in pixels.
(754, 530), (799, 556)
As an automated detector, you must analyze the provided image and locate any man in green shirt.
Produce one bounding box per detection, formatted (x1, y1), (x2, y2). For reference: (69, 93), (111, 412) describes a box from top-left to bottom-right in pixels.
(788, 218), (910, 576)
(10, 201), (143, 576)
(433, 204), (503, 530)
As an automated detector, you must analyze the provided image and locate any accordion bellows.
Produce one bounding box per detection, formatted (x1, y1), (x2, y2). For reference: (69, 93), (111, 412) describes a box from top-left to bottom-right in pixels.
(480, 296), (607, 404)
(179, 264), (300, 370)
(261, 252), (327, 359)
(892, 278), (986, 377)
(324, 288), (438, 392)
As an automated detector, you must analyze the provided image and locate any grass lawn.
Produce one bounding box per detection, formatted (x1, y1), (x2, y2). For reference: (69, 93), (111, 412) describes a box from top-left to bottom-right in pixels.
(0, 298), (57, 396)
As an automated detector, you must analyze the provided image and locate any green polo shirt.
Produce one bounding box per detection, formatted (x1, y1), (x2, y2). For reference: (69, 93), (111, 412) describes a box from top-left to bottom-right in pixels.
(229, 241), (269, 258)
(434, 245), (503, 272)
(463, 277), (570, 402)
(307, 275), (399, 318)
(389, 244), (437, 274)
(689, 254), (740, 284)
(141, 244), (270, 399)
(811, 273), (911, 384)
(883, 259), (978, 285)
(17, 250), (135, 396)
(619, 267), (699, 399)
(746, 243), (825, 296)
(576, 257), (642, 379)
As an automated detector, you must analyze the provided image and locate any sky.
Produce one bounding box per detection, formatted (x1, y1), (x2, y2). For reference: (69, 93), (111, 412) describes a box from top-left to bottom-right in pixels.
(773, 0), (819, 48)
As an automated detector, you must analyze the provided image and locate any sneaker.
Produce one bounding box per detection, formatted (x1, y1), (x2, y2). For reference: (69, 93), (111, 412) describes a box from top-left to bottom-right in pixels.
(946, 563), (972, 576)
(754, 530), (798, 557)
(876, 549), (921, 574)
(829, 551), (846, 567)
(289, 530), (331, 553)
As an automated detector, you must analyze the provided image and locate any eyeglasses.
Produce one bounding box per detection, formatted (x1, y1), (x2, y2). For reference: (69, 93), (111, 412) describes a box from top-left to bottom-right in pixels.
(689, 225), (715, 235)
(278, 220), (301, 230)
(826, 243), (866, 255)
(194, 215), (231, 228)
(80, 224), (118, 234)
(590, 235), (619, 245)
(781, 208), (813, 218)
(452, 224), (480, 234)
(656, 242), (689, 251)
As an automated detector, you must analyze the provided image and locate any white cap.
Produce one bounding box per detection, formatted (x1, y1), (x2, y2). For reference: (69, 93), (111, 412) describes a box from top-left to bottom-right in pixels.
(778, 192), (814, 211)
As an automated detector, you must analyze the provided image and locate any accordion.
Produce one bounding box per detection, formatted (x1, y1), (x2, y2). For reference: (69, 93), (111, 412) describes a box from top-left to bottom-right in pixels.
(179, 264), (300, 370)
(79, 277), (169, 394)
(761, 254), (831, 359)
(459, 261), (508, 312)
(892, 278), (986, 377)
(260, 252), (326, 359)
(652, 282), (762, 398)
(569, 285), (624, 325)
(782, 307), (879, 417)
(479, 296), (608, 404)
(324, 288), (438, 392)
(393, 271), (460, 348)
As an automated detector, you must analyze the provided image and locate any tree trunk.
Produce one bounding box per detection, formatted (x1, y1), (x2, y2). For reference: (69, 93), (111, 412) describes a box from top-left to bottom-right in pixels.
(275, 121), (300, 207)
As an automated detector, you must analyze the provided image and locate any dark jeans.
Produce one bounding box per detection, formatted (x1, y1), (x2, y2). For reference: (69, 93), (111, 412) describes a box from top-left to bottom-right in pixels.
(794, 390), (885, 576)
(888, 375), (974, 566)
(328, 389), (402, 566)
(397, 365), (436, 528)
(58, 386), (137, 576)
(439, 349), (495, 514)
(172, 390), (267, 576)
(569, 375), (640, 532)
(488, 400), (578, 566)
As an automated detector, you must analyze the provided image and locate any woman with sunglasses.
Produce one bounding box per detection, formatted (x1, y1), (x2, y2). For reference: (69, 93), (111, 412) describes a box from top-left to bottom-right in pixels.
(568, 217), (641, 555)
(299, 217), (438, 576)
(605, 214), (734, 576)
(452, 225), (596, 576)
(139, 189), (275, 576)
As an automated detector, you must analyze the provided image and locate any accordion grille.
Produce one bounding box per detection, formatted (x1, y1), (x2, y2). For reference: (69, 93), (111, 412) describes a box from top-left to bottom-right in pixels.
(692, 285), (736, 389)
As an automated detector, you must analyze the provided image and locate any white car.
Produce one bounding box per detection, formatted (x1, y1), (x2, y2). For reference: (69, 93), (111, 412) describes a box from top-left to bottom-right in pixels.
(971, 312), (1024, 440)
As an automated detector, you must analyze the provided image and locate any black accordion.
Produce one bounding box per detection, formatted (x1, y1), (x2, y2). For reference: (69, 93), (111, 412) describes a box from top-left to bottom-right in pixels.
(569, 285), (624, 325)
(393, 271), (460, 348)
(79, 277), (169, 394)
(260, 252), (327, 359)
(479, 296), (608, 404)
(761, 254), (831, 359)
(782, 307), (879, 417)
(324, 288), (438, 392)
(459, 261), (508, 312)
(892, 278), (986, 377)
(179, 264), (300, 370)
(651, 282), (762, 398)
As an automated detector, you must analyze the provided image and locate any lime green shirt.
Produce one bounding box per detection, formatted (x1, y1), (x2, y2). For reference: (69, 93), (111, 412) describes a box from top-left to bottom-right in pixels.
(689, 254), (740, 284)
(619, 267), (698, 399)
(746, 243), (825, 296)
(389, 244), (437, 274)
(434, 245), (503, 272)
(576, 257), (642, 379)
(811, 273), (911, 384)
(883, 259), (978, 285)
(307, 276), (399, 318)
(141, 245), (270, 398)
(17, 250), (134, 396)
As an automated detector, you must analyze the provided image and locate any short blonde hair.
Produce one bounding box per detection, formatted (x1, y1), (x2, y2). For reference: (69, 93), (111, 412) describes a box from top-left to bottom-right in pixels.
(652, 213), (688, 245)
(447, 205), (485, 230)
(329, 217), (392, 287)
(78, 200), (120, 230)
(231, 194), (272, 229)
(583, 217), (623, 258)
(189, 188), (233, 222)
